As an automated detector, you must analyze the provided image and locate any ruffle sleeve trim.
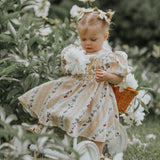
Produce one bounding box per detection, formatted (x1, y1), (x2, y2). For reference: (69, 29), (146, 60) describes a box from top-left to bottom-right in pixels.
(61, 44), (75, 73)
(105, 51), (131, 76)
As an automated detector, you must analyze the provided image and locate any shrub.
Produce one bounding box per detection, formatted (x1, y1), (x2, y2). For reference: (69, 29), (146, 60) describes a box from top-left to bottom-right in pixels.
(0, 0), (77, 121)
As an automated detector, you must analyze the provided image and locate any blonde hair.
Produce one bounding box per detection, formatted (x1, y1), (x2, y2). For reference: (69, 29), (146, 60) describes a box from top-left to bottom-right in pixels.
(77, 10), (115, 33)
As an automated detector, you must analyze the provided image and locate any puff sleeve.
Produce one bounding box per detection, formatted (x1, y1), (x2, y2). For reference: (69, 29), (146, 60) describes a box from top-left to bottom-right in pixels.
(103, 51), (131, 76)
(61, 44), (74, 73)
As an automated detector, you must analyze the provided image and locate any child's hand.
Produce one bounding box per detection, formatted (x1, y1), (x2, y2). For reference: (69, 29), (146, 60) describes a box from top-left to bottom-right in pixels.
(95, 69), (108, 82)
(95, 69), (123, 84)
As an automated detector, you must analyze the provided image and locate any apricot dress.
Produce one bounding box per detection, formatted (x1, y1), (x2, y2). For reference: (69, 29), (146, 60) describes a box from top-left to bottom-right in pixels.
(18, 45), (129, 142)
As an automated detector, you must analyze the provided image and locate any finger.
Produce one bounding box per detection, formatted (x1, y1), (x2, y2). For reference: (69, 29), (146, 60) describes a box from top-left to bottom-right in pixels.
(95, 78), (101, 82)
(96, 70), (103, 73)
(97, 69), (103, 71)
(96, 71), (103, 75)
(95, 76), (102, 81)
(97, 74), (103, 78)
(95, 76), (101, 80)
(96, 79), (102, 82)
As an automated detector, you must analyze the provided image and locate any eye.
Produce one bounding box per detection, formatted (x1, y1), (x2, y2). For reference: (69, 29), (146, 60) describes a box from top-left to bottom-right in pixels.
(91, 38), (97, 41)
(81, 38), (86, 41)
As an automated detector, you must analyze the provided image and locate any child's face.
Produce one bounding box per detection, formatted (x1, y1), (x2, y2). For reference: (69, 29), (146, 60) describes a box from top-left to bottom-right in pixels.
(78, 24), (108, 53)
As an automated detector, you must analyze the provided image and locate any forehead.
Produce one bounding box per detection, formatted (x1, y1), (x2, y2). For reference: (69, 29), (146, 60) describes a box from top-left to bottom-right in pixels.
(78, 24), (104, 37)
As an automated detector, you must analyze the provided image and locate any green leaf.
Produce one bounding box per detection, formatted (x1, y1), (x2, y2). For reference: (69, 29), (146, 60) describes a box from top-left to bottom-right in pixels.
(54, 31), (60, 45)
(64, 17), (69, 25)
(25, 61), (38, 72)
(0, 34), (13, 43)
(23, 73), (40, 91)
(27, 37), (44, 48)
(1, 12), (20, 23)
(7, 21), (17, 38)
(46, 17), (55, 24)
(0, 58), (11, 64)
(17, 23), (25, 38)
(22, 44), (28, 58)
(0, 64), (18, 76)
(141, 101), (149, 113)
(0, 76), (20, 82)
(7, 88), (21, 101)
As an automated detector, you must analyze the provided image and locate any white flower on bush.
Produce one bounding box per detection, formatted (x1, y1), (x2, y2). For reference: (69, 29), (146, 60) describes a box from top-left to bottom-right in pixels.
(125, 73), (138, 89)
(0, 107), (17, 124)
(70, 5), (83, 18)
(34, 0), (50, 17)
(121, 90), (151, 126)
(118, 73), (138, 92)
(79, 0), (95, 2)
(39, 26), (52, 36)
(146, 134), (156, 141)
(133, 105), (145, 126)
(137, 90), (151, 105)
(121, 104), (145, 126)
(128, 135), (148, 147)
(64, 45), (90, 75)
(11, 125), (31, 156)
(137, 90), (145, 99)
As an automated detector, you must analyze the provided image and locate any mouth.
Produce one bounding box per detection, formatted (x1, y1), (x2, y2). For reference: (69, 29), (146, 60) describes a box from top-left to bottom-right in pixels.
(86, 47), (92, 50)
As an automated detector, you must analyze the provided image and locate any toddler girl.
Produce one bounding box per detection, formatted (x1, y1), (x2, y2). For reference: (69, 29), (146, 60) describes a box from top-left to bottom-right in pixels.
(18, 9), (130, 158)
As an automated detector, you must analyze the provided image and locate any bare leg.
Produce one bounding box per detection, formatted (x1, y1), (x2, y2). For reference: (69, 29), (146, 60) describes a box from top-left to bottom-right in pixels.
(92, 140), (104, 155)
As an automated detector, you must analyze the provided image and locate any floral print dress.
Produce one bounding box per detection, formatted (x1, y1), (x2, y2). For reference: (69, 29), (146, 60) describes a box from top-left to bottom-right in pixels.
(18, 45), (129, 142)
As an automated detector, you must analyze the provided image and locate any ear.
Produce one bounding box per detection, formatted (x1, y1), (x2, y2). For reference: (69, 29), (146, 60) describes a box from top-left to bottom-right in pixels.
(104, 32), (109, 40)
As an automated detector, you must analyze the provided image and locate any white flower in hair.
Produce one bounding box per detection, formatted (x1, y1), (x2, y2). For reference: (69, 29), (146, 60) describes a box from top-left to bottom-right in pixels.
(64, 45), (90, 75)
(98, 9), (108, 22)
(78, 8), (94, 20)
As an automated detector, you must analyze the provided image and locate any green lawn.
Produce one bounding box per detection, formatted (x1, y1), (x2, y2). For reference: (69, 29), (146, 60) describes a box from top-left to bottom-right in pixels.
(124, 114), (160, 160)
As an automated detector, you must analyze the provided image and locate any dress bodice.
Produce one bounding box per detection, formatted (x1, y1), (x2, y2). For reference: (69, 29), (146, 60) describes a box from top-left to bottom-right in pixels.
(61, 45), (130, 82)
(73, 49), (108, 81)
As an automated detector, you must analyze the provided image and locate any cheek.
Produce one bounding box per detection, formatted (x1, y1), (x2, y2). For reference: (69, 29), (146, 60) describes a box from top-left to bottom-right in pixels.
(81, 41), (85, 46)
(81, 42), (86, 49)
(94, 41), (101, 47)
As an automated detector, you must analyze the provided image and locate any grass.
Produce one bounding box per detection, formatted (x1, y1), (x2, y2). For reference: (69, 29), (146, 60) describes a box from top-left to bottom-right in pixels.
(124, 113), (160, 160)
(37, 113), (160, 160)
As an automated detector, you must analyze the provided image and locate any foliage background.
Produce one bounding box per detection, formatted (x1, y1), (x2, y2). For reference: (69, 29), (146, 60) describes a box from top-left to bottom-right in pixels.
(1, 0), (159, 121)
(0, 0), (160, 159)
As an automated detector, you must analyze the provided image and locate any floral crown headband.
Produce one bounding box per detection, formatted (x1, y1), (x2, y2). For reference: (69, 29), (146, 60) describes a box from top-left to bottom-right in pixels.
(71, 6), (115, 24)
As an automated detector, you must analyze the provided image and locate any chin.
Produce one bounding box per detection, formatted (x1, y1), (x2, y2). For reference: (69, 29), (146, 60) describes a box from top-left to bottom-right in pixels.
(86, 49), (94, 53)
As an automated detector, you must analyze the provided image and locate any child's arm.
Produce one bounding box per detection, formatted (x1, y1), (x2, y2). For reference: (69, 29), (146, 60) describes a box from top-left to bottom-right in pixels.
(95, 69), (123, 84)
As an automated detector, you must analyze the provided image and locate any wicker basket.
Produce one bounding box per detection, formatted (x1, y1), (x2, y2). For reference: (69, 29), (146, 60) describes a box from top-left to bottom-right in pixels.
(112, 86), (139, 113)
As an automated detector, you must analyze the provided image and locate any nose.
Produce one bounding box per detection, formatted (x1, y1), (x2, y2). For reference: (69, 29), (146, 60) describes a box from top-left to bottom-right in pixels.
(86, 40), (91, 45)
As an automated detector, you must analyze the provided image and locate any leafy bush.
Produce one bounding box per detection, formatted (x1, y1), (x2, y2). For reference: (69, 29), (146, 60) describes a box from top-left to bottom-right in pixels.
(0, 0), (77, 121)
(0, 0), (159, 159)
